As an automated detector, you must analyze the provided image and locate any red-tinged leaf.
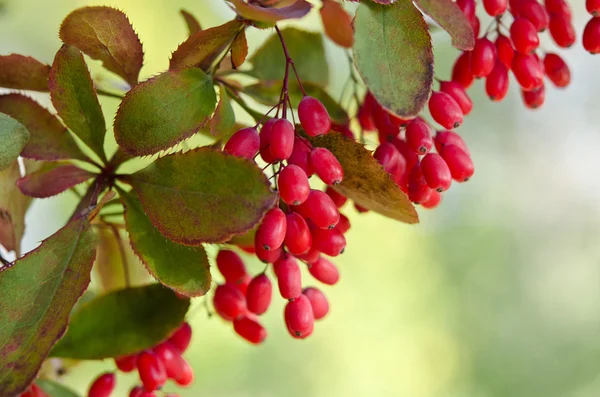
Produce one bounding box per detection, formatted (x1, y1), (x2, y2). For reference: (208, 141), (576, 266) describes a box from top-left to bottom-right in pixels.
(49, 45), (107, 162)
(126, 148), (277, 245)
(16, 163), (94, 198)
(320, 0), (354, 48)
(414, 0), (475, 50)
(0, 113), (29, 171)
(114, 68), (216, 156)
(231, 30), (249, 69)
(369, 0), (397, 4)
(59, 7), (144, 86)
(0, 94), (88, 161)
(0, 54), (50, 92)
(210, 86), (236, 139)
(311, 133), (418, 224)
(180, 9), (202, 36)
(226, 0), (312, 23)
(169, 20), (244, 70)
(354, 1), (433, 118)
(0, 216), (96, 395)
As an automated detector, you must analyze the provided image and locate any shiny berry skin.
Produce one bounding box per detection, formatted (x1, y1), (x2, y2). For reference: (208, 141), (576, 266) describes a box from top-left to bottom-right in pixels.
(543, 53), (571, 87)
(288, 136), (314, 176)
(420, 153), (452, 192)
(495, 35), (515, 68)
(235, 274), (251, 296)
(407, 164), (433, 204)
(310, 147), (344, 185)
(439, 81), (473, 115)
(428, 92), (463, 130)
(421, 190), (442, 209)
(284, 295), (315, 339)
(312, 227), (346, 257)
(216, 250), (247, 283)
(510, 18), (540, 54)
(588, 0), (600, 16)
(257, 207), (286, 251)
(115, 354), (137, 372)
(278, 165), (310, 205)
(137, 351), (167, 392)
(302, 287), (329, 320)
(471, 16), (481, 38)
(545, 0), (571, 19)
(336, 213), (351, 234)
(254, 238), (282, 263)
(435, 130), (469, 154)
(129, 386), (155, 397)
(298, 246), (321, 264)
(269, 118), (295, 160)
(302, 190), (340, 229)
(213, 284), (247, 321)
(511, 53), (544, 91)
(392, 138), (419, 171)
(452, 51), (474, 88)
(440, 145), (475, 182)
(325, 187), (347, 208)
(583, 17), (600, 54)
(153, 342), (185, 379)
(374, 142), (402, 174)
(483, 0), (507, 16)
(517, 0), (549, 32)
(169, 322), (192, 353)
(246, 274), (273, 315)
(456, 0), (476, 20)
(486, 62), (510, 101)
(285, 213), (312, 255)
(471, 38), (497, 78)
(406, 118), (433, 155)
(373, 105), (400, 141)
(298, 96), (331, 137)
(88, 372), (116, 397)
(259, 119), (277, 163)
(233, 316), (267, 344)
(549, 14), (576, 48)
(308, 256), (340, 285)
(357, 100), (376, 132)
(224, 127), (259, 159)
(521, 85), (546, 109)
(275, 256), (302, 299)
(174, 359), (194, 387)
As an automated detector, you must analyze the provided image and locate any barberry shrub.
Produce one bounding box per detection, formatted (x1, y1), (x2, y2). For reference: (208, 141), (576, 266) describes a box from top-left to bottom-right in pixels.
(0, 0), (593, 396)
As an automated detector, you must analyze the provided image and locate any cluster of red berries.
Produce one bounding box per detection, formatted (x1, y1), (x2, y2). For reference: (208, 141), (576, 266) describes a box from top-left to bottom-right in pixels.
(585, 0), (600, 53)
(219, 95), (348, 341)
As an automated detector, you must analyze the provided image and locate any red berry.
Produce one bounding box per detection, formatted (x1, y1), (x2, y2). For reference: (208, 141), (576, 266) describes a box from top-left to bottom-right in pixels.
(392, 138), (419, 171)
(129, 386), (151, 397)
(298, 96), (331, 137)
(285, 213), (312, 255)
(278, 165), (310, 205)
(511, 53), (544, 91)
(284, 295), (314, 339)
(405, 118), (433, 154)
(388, 112), (413, 128)
(287, 136), (314, 176)
(301, 190), (340, 229)
(471, 38), (497, 78)
(115, 354), (137, 372)
(216, 250), (247, 284)
(545, 0), (572, 19)
(373, 105), (400, 142)
(483, 0), (507, 16)
(224, 127), (259, 159)
(325, 187), (347, 208)
(588, 0), (600, 16)
(88, 372), (115, 397)
(357, 96), (377, 132)
(439, 81), (473, 115)
(275, 256), (302, 299)
(486, 62), (510, 101)
(257, 207), (286, 251)
(310, 147), (344, 185)
(521, 85), (546, 109)
(440, 145), (474, 182)
(456, 0), (476, 20)
(312, 227), (346, 257)
(420, 153), (452, 192)
(331, 123), (353, 138)
(308, 256), (340, 285)
(153, 342), (185, 380)
(407, 164), (433, 204)
(269, 118), (295, 160)
(374, 142), (402, 174)
(549, 14), (576, 48)
(234, 274), (251, 296)
(137, 351), (167, 392)
(259, 119), (277, 163)
(435, 130), (470, 155)
(297, 246), (321, 264)
(495, 35), (515, 68)
(517, 0), (549, 32)
(452, 51), (474, 88)
(254, 237), (282, 263)
(233, 315), (267, 344)
(510, 18), (540, 54)
(421, 190), (442, 209)
(428, 92), (463, 130)
(471, 16), (481, 38)
(213, 283), (247, 321)
(302, 287), (330, 320)
(543, 53), (571, 87)
(336, 213), (351, 234)
(246, 274), (273, 315)
(168, 322), (192, 353)
(584, 17), (600, 54)
(174, 359), (194, 387)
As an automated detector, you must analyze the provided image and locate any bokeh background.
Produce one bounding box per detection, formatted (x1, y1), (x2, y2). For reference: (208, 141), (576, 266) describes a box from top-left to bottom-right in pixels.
(2, 0), (600, 396)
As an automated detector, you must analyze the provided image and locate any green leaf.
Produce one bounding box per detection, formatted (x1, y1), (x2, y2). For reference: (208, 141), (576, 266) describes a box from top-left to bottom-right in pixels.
(244, 81), (349, 125)
(0, 94), (88, 161)
(311, 132), (418, 224)
(16, 162), (94, 198)
(51, 284), (190, 359)
(231, 30), (249, 69)
(59, 6), (144, 86)
(0, 113), (29, 171)
(120, 189), (211, 297)
(169, 20), (244, 70)
(249, 27), (328, 86)
(127, 148), (277, 245)
(180, 9), (202, 36)
(114, 68), (216, 156)
(36, 379), (80, 397)
(225, 0), (312, 23)
(414, 0), (475, 50)
(210, 86), (236, 139)
(0, 54), (50, 92)
(49, 45), (107, 162)
(0, 162), (34, 255)
(353, 1), (434, 118)
(0, 217), (96, 396)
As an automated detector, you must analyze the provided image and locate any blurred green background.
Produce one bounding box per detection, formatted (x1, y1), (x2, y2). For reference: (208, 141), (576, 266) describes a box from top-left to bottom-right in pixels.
(3, 0), (600, 396)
